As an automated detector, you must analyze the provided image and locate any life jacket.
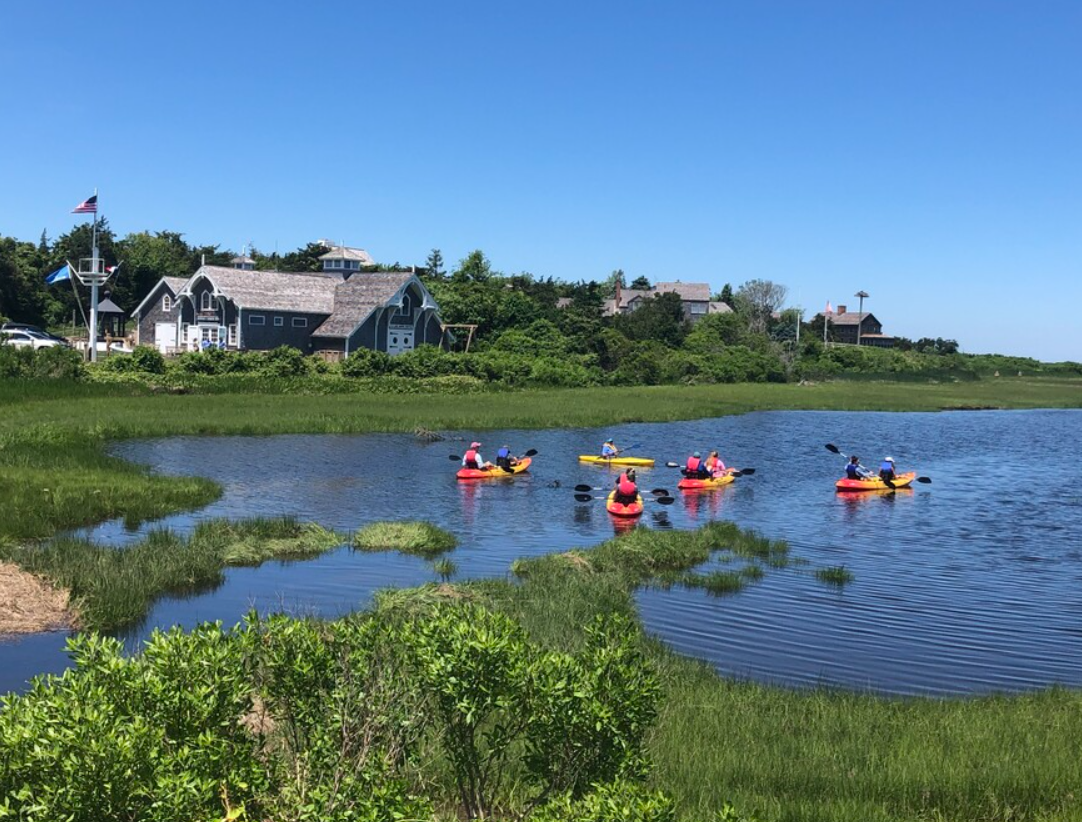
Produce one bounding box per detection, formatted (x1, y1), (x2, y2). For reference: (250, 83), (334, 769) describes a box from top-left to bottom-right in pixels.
(602, 444), (616, 457)
(880, 461), (894, 473)
(686, 456), (702, 473)
(497, 447), (511, 460)
(846, 463), (860, 478)
(464, 448), (479, 465)
(618, 476), (637, 496)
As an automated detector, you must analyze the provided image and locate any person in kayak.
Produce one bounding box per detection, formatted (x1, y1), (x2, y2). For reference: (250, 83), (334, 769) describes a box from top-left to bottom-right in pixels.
(601, 438), (620, 458)
(879, 456), (897, 482)
(495, 444), (517, 472)
(705, 450), (729, 477)
(462, 442), (490, 470)
(684, 451), (710, 479)
(613, 468), (638, 505)
(846, 455), (873, 480)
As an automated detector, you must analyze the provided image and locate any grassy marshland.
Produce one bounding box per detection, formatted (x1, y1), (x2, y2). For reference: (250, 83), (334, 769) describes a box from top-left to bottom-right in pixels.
(2, 377), (1081, 541)
(477, 523), (1082, 821)
(431, 557), (458, 579)
(352, 521), (458, 558)
(816, 565), (855, 585)
(0, 517), (342, 631)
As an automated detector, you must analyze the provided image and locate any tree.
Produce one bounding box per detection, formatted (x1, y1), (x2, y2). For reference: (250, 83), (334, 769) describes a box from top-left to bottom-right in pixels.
(113, 231), (196, 311)
(452, 250), (493, 283)
(711, 283), (734, 307)
(425, 248), (445, 278)
(734, 279), (788, 334)
(614, 291), (689, 348)
(629, 275), (651, 291)
(601, 269), (625, 299)
(279, 242), (329, 272)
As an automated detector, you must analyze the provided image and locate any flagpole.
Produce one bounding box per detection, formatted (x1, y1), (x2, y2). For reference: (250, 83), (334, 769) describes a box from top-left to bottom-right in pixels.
(89, 188), (99, 362)
(67, 261), (89, 330)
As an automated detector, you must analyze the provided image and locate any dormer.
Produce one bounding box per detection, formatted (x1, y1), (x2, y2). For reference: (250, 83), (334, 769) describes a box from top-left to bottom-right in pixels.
(231, 255), (255, 270)
(318, 244), (375, 278)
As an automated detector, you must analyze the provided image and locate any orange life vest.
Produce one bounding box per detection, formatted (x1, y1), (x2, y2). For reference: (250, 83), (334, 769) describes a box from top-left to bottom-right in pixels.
(464, 449), (478, 464)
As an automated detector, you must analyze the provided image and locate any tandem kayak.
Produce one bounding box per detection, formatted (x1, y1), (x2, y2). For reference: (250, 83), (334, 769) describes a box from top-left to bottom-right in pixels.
(835, 471), (916, 491)
(579, 455), (656, 467)
(457, 457), (532, 480)
(677, 472), (736, 491)
(606, 491), (644, 517)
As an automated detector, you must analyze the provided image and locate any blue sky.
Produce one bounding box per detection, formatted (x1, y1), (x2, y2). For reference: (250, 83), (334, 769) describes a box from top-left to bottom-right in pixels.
(2, 1), (1079, 360)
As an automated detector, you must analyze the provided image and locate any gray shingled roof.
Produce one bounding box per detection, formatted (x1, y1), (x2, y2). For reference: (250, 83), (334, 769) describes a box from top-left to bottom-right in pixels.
(96, 297), (124, 314)
(193, 265), (338, 314)
(708, 301), (733, 314)
(828, 311), (874, 325)
(163, 276), (188, 295)
(655, 281), (711, 301)
(318, 246), (375, 265)
(312, 272), (417, 338)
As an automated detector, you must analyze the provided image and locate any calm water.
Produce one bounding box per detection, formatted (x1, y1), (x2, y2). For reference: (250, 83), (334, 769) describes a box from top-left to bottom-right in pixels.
(3, 409), (1081, 696)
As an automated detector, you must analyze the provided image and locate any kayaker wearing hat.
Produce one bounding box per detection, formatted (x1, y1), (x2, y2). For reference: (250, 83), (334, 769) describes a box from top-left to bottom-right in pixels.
(462, 442), (490, 470)
(495, 444), (518, 472)
(684, 451), (710, 479)
(879, 456), (896, 482)
(601, 438), (620, 459)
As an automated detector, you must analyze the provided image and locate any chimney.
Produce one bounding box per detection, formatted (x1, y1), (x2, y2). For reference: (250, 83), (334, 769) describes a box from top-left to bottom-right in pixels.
(837, 304), (847, 315)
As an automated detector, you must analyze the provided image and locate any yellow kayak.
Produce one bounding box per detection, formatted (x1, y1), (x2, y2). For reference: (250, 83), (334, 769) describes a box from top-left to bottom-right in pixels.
(578, 455), (656, 467)
(835, 471), (916, 491)
(677, 472), (736, 490)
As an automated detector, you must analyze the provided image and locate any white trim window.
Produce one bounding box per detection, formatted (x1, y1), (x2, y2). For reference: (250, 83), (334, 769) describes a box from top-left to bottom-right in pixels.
(228, 324), (238, 346)
(249, 314), (265, 326)
(391, 293), (413, 325)
(274, 316), (284, 327)
(292, 317), (308, 328)
(200, 290), (213, 311)
(162, 294), (173, 312)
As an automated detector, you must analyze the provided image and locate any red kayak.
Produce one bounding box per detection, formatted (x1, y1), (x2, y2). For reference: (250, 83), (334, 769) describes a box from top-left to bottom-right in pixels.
(606, 490), (644, 517)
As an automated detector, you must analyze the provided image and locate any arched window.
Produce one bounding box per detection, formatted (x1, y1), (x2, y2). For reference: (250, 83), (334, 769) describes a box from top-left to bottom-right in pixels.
(392, 293), (413, 324)
(200, 290), (213, 312)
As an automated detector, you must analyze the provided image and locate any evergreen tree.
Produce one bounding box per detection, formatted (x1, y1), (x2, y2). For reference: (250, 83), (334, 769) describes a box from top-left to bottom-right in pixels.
(425, 248), (445, 278)
(629, 275), (652, 290)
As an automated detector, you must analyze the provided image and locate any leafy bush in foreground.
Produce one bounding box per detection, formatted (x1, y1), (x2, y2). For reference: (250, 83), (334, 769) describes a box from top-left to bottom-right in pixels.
(0, 603), (661, 822)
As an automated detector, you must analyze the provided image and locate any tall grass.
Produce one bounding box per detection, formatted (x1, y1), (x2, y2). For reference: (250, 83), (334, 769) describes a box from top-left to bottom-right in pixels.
(0, 517), (343, 631)
(352, 521), (458, 558)
(482, 524), (1082, 821)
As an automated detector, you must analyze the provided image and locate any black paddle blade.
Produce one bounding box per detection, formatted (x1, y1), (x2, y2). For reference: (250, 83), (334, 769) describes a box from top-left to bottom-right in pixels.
(523, 449), (538, 457)
(574, 493), (594, 502)
(737, 467), (755, 476)
(650, 488), (670, 496)
(448, 454), (461, 461)
(825, 444), (841, 454)
(917, 476), (932, 484)
(574, 484), (595, 492)
(654, 496), (675, 505)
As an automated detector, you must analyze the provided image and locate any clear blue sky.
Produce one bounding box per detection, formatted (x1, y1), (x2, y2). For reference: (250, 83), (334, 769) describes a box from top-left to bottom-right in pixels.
(2, 1), (1079, 360)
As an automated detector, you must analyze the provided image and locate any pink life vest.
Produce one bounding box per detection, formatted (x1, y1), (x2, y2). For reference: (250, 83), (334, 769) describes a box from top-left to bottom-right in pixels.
(686, 456), (702, 472)
(464, 449), (479, 465)
(618, 476), (637, 496)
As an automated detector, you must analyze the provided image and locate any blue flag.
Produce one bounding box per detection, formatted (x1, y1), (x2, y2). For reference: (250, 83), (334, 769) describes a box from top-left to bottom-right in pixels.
(44, 264), (71, 285)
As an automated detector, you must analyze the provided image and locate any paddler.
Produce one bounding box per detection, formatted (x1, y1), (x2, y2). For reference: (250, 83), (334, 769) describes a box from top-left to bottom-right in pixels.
(846, 455), (873, 480)
(879, 456), (897, 483)
(684, 451), (710, 479)
(704, 450), (729, 478)
(601, 438), (620, 459)
(462, 441), (490, 470)
(613, 467), (638, 505)
(495, 444), (517, 472)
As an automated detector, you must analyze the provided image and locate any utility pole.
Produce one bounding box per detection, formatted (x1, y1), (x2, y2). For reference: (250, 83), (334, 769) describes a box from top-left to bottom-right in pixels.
(855, 290), (869, 346)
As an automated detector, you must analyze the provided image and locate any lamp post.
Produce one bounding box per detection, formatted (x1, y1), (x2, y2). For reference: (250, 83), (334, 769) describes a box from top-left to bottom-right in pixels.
(854, 290), (869, 346)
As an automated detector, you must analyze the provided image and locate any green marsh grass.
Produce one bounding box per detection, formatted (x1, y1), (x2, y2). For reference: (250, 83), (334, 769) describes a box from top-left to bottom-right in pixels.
(431, 557), (458, 579)
(487, 524), (1082, 821)
(684, 570), (746, 596)
(816, 565), (855, 585)
(0, 517), (344, 631)
(352, 521), (458, 559)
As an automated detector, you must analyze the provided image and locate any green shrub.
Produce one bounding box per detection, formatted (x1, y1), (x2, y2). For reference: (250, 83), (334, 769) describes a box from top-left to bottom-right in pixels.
(0, 344), (85, 380)
(532, 780), (677, 822)
(258, 345), (310, 377)
(341, 347), (392, 377)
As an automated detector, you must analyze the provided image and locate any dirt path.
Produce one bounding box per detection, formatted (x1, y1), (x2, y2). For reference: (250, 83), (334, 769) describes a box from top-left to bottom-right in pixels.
(0, 562), (75, 634)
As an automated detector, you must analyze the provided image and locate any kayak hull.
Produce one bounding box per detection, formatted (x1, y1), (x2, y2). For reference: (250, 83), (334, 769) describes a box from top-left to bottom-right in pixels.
(835, 471), (915, 491)
(579, 455), (655, 467)
(457, 457), (532, 480)
(606, 491), (644, 517)
(677, 473), (736, 491)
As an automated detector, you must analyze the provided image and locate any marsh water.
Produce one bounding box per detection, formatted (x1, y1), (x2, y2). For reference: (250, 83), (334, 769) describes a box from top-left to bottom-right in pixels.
(4, 409), (1082, 696)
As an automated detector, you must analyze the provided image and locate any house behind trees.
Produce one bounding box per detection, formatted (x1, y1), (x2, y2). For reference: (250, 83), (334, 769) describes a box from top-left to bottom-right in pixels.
(602, 279), (731, 323)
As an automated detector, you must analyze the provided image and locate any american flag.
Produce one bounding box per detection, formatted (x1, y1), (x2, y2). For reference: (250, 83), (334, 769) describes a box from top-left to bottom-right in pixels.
(72, 194), (97, 214)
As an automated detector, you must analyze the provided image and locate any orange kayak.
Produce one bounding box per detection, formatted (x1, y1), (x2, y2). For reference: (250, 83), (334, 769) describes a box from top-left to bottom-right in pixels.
(457, 457), (532, 480)
(835, 471), (915, 491)
(606, 490), (643, 517)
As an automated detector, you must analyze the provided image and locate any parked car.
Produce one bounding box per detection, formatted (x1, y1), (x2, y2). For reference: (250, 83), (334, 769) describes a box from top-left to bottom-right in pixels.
(0, 329), (65, 349)
(0, 323), (70, 346)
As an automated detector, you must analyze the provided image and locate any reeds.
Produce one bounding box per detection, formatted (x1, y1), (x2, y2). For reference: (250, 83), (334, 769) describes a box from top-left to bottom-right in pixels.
(816, 565), (855, 585)
(352, 521), (458, 559)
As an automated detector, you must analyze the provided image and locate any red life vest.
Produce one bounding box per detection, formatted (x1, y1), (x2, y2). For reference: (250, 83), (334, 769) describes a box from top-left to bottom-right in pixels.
(686, 456), (702, 472)
(464, 448), (478, 464)
(618, 476), (637, 496)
